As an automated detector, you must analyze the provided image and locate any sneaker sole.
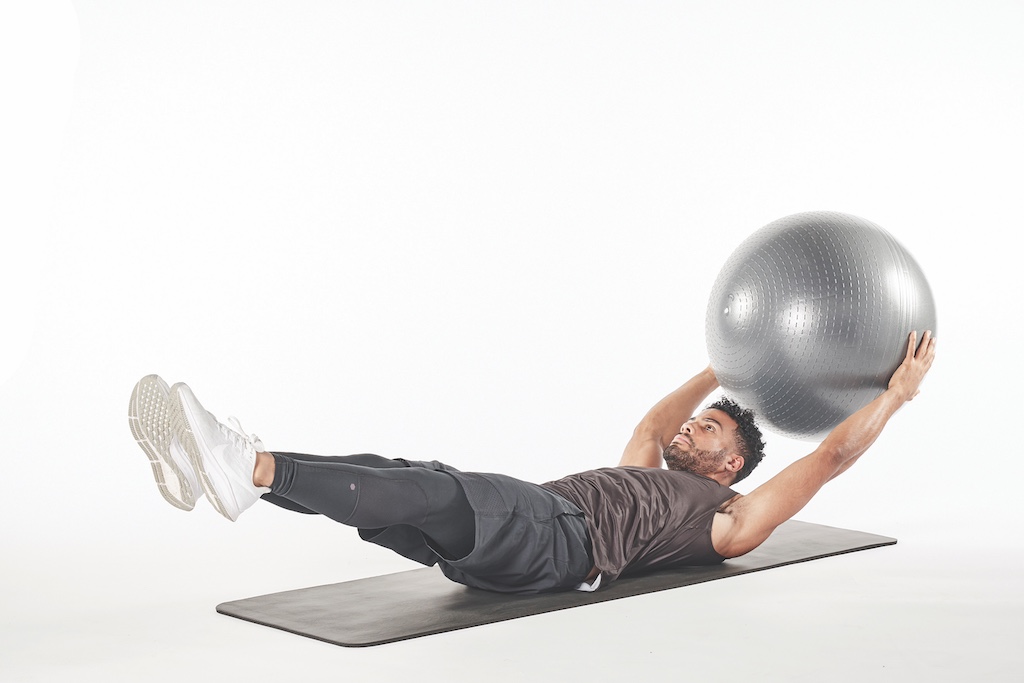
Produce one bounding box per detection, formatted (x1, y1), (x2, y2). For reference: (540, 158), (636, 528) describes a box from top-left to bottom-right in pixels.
(128, 375), (196, 511)
(169, 383), (238, 521)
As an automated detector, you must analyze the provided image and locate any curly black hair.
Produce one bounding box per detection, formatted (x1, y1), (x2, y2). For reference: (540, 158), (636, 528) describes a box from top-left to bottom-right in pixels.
(706, 396), (765, 484)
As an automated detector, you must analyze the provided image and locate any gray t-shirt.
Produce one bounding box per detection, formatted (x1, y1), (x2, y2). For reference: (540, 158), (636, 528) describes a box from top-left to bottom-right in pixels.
(542, 467), (736, 583)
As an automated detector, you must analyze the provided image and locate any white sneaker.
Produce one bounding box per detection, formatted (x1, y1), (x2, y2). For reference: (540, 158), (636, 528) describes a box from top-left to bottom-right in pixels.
(128, 375), (203, 511)
(170, 382), (269, 522)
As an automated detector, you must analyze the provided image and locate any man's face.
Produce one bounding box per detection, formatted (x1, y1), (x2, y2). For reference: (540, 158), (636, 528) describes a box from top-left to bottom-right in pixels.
(662, 409), (738, 476)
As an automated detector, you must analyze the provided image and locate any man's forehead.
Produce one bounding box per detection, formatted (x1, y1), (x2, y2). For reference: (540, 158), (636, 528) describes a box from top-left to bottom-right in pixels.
(694, 408), (737, 428)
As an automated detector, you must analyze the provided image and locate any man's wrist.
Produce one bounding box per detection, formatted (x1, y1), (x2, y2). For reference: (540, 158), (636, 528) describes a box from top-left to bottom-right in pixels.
(881, 385), (912, 409)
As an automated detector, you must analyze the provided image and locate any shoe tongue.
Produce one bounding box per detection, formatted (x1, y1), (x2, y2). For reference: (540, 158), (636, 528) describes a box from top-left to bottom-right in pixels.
(226, 416), (265, 453)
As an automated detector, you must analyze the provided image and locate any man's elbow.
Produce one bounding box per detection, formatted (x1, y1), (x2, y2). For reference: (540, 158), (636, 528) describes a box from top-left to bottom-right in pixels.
(631, 421), (664, 444)
(813, 444), (849, 473)
(620, 432), (667, 469)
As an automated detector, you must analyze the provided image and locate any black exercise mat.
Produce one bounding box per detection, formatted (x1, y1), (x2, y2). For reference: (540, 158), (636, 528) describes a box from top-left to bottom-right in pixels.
(216, 519), (895, 647)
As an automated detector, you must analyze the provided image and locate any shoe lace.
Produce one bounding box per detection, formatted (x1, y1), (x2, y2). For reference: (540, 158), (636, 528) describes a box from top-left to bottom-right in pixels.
(226, 416), (266, 453)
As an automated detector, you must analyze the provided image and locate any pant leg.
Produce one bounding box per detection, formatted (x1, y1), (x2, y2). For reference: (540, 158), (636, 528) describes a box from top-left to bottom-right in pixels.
(260, 453), (409, 514)
(269, 452), (476, 559)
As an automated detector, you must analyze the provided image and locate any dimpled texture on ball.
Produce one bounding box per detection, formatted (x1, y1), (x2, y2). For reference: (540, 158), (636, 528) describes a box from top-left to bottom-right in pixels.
(705, 211), (937, 441)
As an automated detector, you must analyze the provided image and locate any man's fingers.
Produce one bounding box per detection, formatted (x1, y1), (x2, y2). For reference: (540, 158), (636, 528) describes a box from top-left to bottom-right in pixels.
(905, 330), (918, 361)
(908, 330), (936, 362)
(918, 330), (936, 361)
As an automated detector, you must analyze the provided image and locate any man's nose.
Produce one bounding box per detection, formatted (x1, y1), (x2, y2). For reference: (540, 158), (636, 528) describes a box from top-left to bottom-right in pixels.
(681, 422), (693, 435)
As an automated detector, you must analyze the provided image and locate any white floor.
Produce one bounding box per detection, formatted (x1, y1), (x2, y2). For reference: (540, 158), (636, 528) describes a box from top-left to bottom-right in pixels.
(4, 523), (1020, 682)
(4, 499), (1019, 679)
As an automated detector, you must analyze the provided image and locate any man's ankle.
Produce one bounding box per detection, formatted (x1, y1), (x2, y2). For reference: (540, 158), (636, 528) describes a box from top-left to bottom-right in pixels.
(253, 451), (275, 488)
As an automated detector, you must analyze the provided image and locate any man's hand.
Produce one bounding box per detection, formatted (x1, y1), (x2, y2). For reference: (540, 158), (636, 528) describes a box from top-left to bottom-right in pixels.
(887, 330), (937, 403)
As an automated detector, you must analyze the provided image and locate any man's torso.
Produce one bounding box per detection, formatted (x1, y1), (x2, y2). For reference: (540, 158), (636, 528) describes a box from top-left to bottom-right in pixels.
(542, 466), (737, 582)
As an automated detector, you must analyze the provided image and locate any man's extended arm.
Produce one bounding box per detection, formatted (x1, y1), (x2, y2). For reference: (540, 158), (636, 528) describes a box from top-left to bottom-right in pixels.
(712, 330), (937, 558)
(619, 366), (720, 468)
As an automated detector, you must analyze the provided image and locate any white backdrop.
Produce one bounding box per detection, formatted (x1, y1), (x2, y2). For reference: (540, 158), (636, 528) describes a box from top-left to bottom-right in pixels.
(3, 2), (1022, 681)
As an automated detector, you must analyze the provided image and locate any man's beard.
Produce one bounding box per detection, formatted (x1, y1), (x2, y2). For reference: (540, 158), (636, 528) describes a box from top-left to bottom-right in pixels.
(662, 444), (728, 476)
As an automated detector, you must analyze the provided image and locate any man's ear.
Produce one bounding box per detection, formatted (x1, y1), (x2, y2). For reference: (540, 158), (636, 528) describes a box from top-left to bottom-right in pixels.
(724, 453), (744, 474)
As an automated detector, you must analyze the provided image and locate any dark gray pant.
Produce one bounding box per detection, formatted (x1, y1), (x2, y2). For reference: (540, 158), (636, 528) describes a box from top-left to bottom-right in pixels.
(264, 452), (476, 559)
(262, 452), (594, 594)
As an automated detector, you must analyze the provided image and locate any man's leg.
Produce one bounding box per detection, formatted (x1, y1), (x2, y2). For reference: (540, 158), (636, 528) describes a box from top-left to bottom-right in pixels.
(256, 452), (476, 559)
(260, 453), (450, 518)
(260, 453), (407, 514)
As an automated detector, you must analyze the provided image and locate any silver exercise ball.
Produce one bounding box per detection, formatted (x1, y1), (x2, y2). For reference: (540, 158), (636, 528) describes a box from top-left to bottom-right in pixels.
(705, 211), (937, 441)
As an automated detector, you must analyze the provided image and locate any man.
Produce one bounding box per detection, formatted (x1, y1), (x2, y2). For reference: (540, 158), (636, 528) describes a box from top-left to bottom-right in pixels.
(130, 330), (935, 593)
